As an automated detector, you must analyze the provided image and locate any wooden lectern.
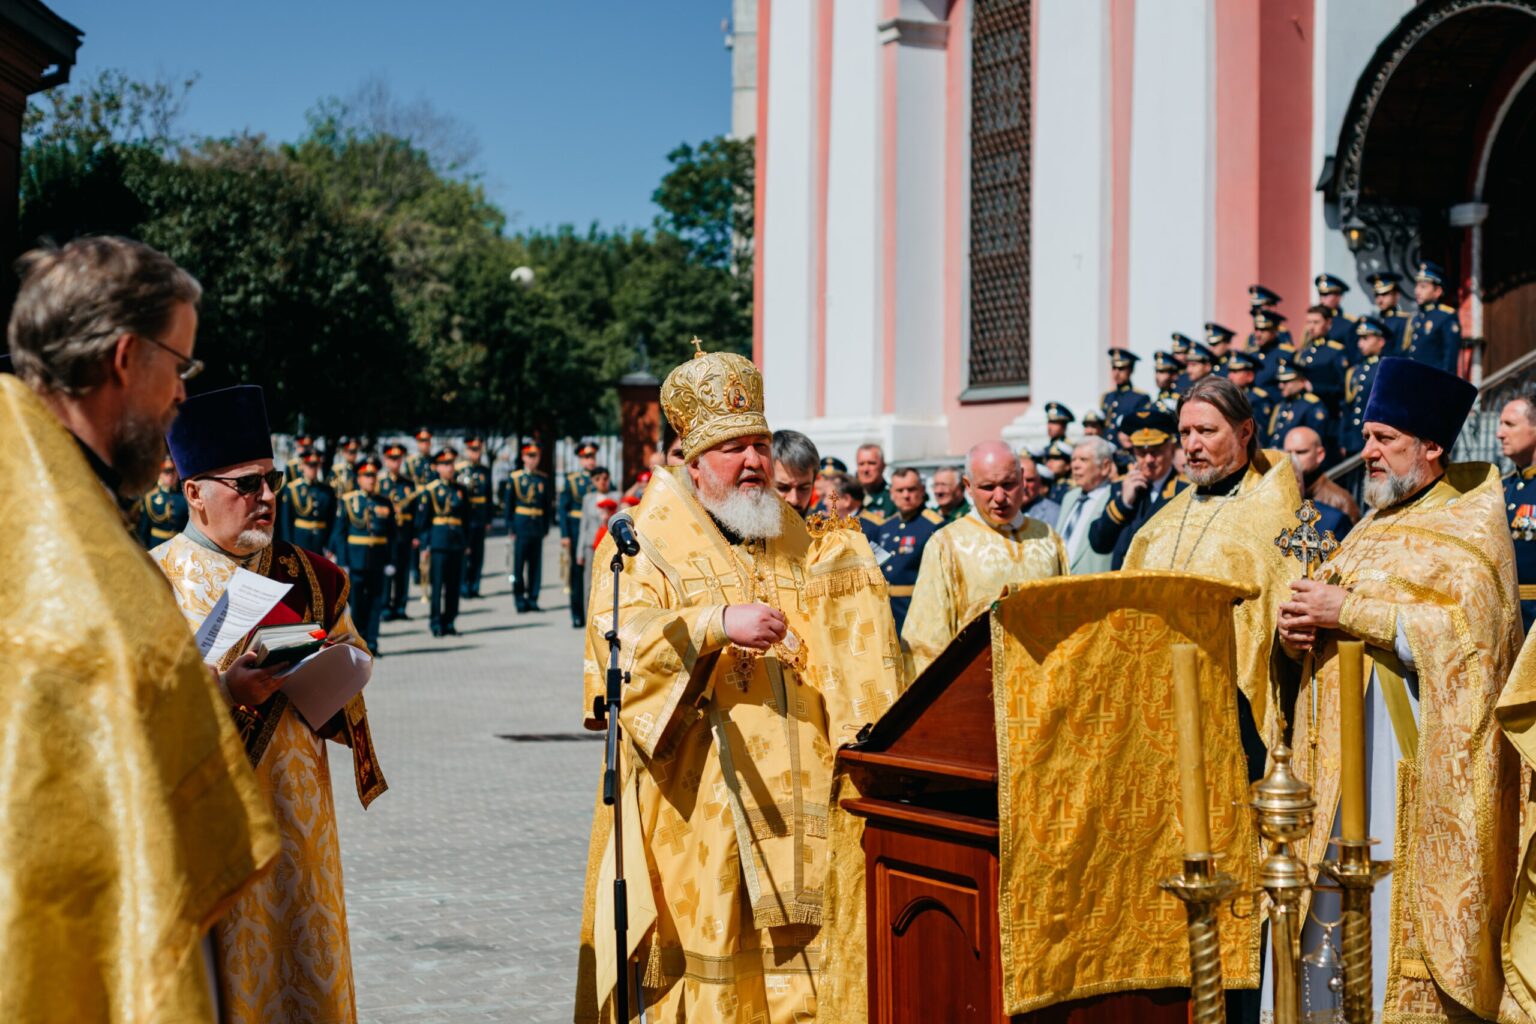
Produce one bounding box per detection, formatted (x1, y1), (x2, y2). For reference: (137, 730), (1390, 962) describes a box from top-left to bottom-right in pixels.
(837, 615), (1191, 1024)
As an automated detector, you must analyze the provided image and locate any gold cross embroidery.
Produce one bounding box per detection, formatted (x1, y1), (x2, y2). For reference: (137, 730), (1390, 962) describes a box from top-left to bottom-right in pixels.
(672, 879), (701, 925)
(853, 681), (892, 721)
(831, 608), (875, 655)
(656, 817), (691, 856)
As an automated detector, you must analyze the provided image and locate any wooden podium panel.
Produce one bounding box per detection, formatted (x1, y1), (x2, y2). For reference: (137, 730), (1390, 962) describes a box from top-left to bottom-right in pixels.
(839, 616), (1190, 1024)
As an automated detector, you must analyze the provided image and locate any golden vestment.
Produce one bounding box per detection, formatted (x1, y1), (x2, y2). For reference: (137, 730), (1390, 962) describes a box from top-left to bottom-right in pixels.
(572, 467), (904, 1022)
(1290, 465), (1524, 1022)
(1498, 628), (1536, 1022)
(901, 511), (1067, 677)
(818, 573), (1263, 1019)
(0, 375), (277, 1023)
(1122, 450), (1303, 742)
(153, 532), (386, 1024)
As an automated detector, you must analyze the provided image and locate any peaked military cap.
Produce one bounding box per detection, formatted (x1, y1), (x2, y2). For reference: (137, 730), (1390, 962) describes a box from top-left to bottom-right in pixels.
(1274, 358), (1299, 383)
(1314, 272), (1350, 295)
(520, 440), (541, 454)
(1356, 315), (1386, 337)
(1044, 402), (1075, 424)
(295, 433), (313, 446)
(1124, 407), (1177, 448)
(1205, 322), (1236, 345)
(1081, 408), (1107, 426)
(1044, 439), (1073, 461)
(1249, 283), (1282, 308)
(160, 455), (176, 472)
(1225, 350), (1260, 372)
(414, 428), (432, 441)
(1414, 260), (1446, 285)
(1185, 341), (1217, 364)
(1153, 350), (1186, 373)
(1107, 347), (1139, 368)
(819, 455), (847, 476)
(301, 449), (323, 465)
(1170, 332), (1196, 354)
(464, 436), (483, 449)
(382, 443), (406, 458)
(356, 459), (380, 476)
(1252, 308), (1287, 330)
(1366, 271), (1401, 295)
(433, 448), (457, 464)
(575, 440), (599, 456)
(342, 438), (361, 453)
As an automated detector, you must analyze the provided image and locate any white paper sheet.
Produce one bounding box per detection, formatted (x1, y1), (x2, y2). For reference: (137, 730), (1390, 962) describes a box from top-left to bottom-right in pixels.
(194, 567), (293, 661)
(280, 644), (373, 729)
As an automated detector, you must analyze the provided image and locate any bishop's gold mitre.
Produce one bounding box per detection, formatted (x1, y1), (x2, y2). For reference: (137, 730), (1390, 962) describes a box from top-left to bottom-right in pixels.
(661, 338), (769, 462)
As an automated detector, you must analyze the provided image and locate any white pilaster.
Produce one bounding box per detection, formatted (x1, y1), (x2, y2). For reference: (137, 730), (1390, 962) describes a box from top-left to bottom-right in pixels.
(824, 0), (882, 421)
(761, 1), (816, 427)
(1125, 0), (1213, 365)
(1005, 0), (1112, 448)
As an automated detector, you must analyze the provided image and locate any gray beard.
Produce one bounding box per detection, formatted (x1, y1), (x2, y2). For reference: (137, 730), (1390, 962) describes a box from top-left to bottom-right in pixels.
(1363, 464), (1428, 510)
(689, 464), (783, 540)
(236, 526), (274, 552)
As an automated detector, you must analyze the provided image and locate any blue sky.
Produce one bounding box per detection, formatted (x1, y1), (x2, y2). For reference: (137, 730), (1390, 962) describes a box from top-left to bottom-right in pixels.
(48, 1), (735, 233)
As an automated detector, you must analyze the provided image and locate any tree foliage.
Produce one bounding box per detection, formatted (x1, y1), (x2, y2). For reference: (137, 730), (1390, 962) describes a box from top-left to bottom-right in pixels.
(17, 70), (755, 443)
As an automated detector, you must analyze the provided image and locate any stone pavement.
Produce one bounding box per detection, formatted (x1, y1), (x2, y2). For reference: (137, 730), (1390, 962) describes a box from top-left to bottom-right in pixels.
(331, 533), (597, 1023)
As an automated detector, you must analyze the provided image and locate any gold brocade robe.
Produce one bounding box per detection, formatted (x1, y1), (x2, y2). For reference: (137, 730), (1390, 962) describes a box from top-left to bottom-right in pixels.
(1291, 465), (1524, 1022)
(153, 532), (385, 1024)
(1123, 449), (1303, 742)
(1497, 624), (1536, 1022)
(0, 375), (277, 1023)
(901, 511), (1067, 677)
(573, 468), (904, 1023)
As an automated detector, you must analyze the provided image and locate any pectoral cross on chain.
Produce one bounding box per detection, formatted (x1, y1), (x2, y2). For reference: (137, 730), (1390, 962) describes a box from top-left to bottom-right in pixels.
(1273, 500), (1338, 580)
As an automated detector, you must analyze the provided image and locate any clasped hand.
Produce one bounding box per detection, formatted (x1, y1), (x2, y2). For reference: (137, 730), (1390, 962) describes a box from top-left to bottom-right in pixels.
(1277, 578), (1347, 653)
(221, 650), (284, 706)
(723, 603), (787, 650)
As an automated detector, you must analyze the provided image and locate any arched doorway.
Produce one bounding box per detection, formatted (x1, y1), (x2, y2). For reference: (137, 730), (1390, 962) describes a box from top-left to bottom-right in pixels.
(1324, 0), (1536, 376)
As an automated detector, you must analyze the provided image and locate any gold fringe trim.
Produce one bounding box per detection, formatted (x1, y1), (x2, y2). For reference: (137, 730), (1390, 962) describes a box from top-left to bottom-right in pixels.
(750, 892), (824, 929)
(803, 566), (886, 601)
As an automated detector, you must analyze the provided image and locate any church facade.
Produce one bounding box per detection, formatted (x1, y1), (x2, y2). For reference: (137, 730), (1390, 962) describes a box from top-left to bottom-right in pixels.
(748, 0), (1536, 462)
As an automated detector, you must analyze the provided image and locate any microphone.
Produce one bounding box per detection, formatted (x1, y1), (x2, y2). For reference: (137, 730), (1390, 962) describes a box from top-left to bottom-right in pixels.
(608, 512), (641, 557)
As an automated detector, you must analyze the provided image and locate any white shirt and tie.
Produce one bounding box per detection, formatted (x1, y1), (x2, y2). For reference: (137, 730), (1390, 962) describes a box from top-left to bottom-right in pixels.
(1055, 483), (1113, 574)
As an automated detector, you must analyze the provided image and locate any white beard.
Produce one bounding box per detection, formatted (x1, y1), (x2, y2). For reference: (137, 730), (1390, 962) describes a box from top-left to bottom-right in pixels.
(689, 461), (783, 540)
(237, 525), (274, 551)
(1363, 465), (1426, 510)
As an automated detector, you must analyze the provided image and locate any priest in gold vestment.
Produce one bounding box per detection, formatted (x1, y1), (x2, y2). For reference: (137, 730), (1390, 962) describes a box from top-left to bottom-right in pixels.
(901, 440), (1067, 675)
(573, 345), (904, 1022)
(153, 386), (386, 1024)
(1280, 359), (1525, 1022)
(0, 237), (278, 1023)
(1123, 376), (1303, 755)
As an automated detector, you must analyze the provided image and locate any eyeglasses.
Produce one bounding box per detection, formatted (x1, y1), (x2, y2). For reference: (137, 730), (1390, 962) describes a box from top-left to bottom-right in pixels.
(200, 469), (286, 496)
(138, 334), (204, 381)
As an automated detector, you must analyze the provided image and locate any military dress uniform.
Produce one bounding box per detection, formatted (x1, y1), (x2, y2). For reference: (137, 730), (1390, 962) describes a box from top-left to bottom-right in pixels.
(1505, 467), (1536, 632)
(1205, 323), (1237, 377)
(136, 481), (188, 549)
(1402, 261), (1462, 375)
(1044, 440), (1074, 503)
(329, 477), (396, 654)
(413, 459), (471, 636)
(1101, 350), (1150, 427)
(380, 457), (417, 618)
(1087, 408), (1188, 569)
(278, 470), (336, 553)
(1293, 337), (1348, 414)
(1170, 333), (1197, 393)
(557, 449), (597, 627)
(330, 460), (358, 496)
(1250, 309), (1290, 389)
(284, 436), (313, 482)
(456, 448), (493, 598)
(1226, 351), (1275, 435)
(1315, 274), (1360, 363)
(862, 479), (897, 520)
(1340, 354), (1381, 458)
(507, 456), (552, 612)
(1266, 362), (1331, 449)
(870, 507), (944, 634)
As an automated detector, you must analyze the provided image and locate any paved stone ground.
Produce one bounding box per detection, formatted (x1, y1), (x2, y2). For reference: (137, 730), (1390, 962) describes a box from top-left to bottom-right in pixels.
(331, 533), (596, 1023)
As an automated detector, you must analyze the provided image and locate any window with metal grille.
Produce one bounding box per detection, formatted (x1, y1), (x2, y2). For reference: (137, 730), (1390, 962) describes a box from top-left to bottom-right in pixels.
(968, 0), (1031, 394)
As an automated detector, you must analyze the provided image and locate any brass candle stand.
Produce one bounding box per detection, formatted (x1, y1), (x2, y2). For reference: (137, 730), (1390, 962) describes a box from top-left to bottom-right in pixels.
(1318, 839), (1392, 1024)
(1250, 741), (1315, 1024)
(1160, 855), (1240, 1024)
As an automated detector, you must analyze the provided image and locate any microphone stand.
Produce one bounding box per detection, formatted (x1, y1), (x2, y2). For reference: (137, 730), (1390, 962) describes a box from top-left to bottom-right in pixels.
(596, 546), (633, 1022)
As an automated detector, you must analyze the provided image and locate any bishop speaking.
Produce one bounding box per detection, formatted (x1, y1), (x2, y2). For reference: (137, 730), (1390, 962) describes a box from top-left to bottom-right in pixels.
(573, 342), (904, 1022)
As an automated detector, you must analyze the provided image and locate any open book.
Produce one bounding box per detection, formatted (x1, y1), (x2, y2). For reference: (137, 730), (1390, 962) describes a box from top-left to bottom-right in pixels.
(246, 623), (327, 669)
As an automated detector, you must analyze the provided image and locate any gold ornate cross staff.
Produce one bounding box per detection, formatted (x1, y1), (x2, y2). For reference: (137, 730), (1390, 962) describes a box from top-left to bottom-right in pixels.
(1273, 500), (1339, 755)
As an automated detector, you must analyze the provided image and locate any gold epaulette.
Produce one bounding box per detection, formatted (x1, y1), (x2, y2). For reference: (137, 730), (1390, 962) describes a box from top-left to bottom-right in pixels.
(805, 510), (863, 538)
(1438, 303), (1457, 313)
(922, 508), (944, 524)
(1326, 340), (1345, 350)
(1303, 393), (1320, 403)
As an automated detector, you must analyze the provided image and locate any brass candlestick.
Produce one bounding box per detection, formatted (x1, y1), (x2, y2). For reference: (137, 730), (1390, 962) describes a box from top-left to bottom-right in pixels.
(1250, 741), (1315, 1024)
(1319, 839), (1392, 1024)
(1161, 854), (1239, 1024)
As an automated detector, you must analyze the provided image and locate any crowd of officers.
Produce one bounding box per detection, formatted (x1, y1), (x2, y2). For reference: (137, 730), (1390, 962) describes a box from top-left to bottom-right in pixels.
(770, 259), (1507, 637)
(130, 428), (607, 652)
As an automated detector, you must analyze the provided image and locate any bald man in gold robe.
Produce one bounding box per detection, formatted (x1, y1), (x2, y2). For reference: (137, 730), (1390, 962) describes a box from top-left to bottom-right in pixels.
(901, 440), (1067, 676)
